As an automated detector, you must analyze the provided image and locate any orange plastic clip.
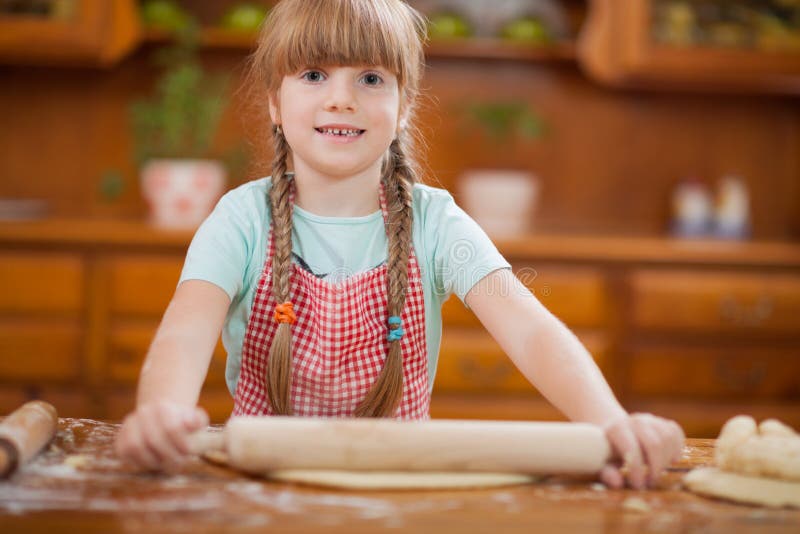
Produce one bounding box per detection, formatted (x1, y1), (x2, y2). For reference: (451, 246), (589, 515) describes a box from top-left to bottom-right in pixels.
(273, 301), (297, 324)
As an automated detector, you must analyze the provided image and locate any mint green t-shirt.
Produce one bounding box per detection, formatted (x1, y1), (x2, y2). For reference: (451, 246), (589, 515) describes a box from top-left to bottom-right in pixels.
(179, 178), (510, 396)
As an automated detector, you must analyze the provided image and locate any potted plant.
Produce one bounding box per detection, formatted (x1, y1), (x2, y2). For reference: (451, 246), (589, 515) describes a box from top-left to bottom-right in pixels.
(130, 23), (229, 229)
(456, 99), (546, 237)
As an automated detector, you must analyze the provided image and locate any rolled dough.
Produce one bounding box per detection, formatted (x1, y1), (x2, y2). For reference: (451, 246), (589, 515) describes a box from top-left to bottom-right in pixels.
(202, 450), (539, 490)
(684, 467), (800, 509)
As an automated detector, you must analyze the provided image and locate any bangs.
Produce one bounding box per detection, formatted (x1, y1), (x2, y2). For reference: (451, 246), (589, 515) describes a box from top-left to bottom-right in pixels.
(258, 0), (425, 91)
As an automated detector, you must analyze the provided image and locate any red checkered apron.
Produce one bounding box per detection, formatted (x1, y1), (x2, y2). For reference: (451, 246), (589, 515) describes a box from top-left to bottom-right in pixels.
(232, 183), (429, 420)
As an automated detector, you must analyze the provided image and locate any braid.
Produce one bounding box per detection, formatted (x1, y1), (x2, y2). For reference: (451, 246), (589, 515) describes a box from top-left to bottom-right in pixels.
(266, 125), (295, 415)
(355, 137), (417, 417)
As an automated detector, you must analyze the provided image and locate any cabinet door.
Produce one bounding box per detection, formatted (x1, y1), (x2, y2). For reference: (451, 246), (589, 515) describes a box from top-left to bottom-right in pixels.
(0, 0), (140, 67)
(629, 269), (800, 335)
(107, 320), (228, 388)
(0, 252), (85, 383)
(108, 255), (184, 316)
(435, 329), (610, 395)
(629, 345), (800, 399)
(0, 252), (84, 314)
(0, 319), (82, 382)
(579, 0), (800, 94)
(443, 265), (610, 329)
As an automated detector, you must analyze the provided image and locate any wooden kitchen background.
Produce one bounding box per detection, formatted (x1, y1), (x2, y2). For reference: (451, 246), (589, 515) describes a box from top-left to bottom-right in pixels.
(0, 0), (798, 437)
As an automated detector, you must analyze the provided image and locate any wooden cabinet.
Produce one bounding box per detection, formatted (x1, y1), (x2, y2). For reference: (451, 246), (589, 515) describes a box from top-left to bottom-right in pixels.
(625, 267), (800, 436)
(1, 220), (799, 437)
(0, 222), (233, 422)
(0, 251), (88, 414)
(103, 254), (233, 421)
(0, 0), (141, 67)
(630, 269), (800, 335)
(628, 346), (800, 399)
(433, 263), (615, 421)
(579, 0), (800, 94)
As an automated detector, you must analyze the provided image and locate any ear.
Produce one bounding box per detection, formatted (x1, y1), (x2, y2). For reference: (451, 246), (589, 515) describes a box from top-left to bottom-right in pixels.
(268, 91), (281, 126)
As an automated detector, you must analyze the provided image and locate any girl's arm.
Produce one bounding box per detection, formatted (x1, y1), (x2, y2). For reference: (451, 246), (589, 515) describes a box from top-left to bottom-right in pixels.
(464, 268), (684, 489)
(115, 279), (231, 470)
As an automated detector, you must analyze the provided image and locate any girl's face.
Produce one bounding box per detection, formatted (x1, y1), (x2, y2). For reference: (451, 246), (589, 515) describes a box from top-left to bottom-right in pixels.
(270, 65), (402, 182)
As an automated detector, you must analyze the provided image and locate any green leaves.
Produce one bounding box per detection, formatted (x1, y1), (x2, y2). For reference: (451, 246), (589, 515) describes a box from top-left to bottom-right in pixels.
(129, 24), (228, 164)
(462, 100), (545, 143)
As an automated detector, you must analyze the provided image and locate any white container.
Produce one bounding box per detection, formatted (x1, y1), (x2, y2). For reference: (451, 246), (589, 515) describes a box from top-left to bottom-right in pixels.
(714, 175), (750, 239)
(459, 169), (539, 237)
(671, 179), (713, 237)
(141, 159), (226, 229)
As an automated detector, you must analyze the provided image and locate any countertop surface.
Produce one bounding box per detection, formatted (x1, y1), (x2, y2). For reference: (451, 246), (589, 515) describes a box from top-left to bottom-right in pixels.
(2, 218), (800, 266)
(1, 419), (799, 533)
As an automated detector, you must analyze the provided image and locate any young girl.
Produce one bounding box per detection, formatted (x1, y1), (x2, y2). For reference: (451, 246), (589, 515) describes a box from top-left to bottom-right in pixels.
(116, 0), (684, 489)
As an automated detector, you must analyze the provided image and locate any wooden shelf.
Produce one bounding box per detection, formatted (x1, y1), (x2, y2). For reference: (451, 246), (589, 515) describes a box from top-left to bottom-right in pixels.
(143, 27), (256, 50)
(2, 218), (798, 266)
(0, 0), (141, 67)
(143, 28), (577, 62)
(579, 0), (800, 95)
(426, 39), (576, 63)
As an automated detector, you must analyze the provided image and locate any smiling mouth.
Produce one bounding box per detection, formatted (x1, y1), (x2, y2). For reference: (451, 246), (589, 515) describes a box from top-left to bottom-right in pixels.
(315, 127), (365, 137)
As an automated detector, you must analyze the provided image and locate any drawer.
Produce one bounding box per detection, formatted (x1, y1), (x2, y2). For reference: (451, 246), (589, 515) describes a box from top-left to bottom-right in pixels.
(630, 269), (800, 335)
(629, 345), (800, 399)
(108, 256), (184, 316)
(0, 319), (82, 381)
(107, 320), (227, 387)
(443, 265), (610, 329)
(0, 252), (84, 313)
(435, 329), (610, 394)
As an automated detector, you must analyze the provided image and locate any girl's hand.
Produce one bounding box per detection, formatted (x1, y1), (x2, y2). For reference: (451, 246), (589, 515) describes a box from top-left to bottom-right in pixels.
(599, 412), (685, 489)
(115, 401), (209, 472)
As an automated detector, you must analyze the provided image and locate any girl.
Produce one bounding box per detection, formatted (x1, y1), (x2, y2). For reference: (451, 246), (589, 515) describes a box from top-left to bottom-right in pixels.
(116, 0), (684, 490)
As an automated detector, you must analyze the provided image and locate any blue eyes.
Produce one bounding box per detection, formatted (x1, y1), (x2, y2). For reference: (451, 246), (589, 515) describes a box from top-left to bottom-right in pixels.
(302, 70), (324, 83)
(362, 73), (382, 86)
(300, 70), (384, 86)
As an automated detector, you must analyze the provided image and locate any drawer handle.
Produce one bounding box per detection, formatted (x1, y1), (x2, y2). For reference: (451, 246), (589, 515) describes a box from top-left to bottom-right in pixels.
(457, 358), (512, 387)
(718, 295), (773, 327)
(715, 359), (767, 392)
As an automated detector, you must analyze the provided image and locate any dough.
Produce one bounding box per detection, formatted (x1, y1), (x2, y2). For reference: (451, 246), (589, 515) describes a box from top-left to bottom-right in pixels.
(268, 470), (538, 490)
(715, 416), (800, 481)
(202, 450), (538, 490)
(684, 467), (800, 509)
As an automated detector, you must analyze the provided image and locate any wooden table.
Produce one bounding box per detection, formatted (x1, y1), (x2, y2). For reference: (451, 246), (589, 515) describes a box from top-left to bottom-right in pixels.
(1, 419), (798, 533)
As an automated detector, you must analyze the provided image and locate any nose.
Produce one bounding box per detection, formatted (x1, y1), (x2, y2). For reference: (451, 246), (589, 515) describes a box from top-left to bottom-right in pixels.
(323, 76), (357, 113)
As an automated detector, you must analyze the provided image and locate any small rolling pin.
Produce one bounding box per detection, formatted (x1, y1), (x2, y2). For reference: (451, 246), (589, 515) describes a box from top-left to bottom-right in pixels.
(0, 400), (59, 478)
(189, 416), (611, 475)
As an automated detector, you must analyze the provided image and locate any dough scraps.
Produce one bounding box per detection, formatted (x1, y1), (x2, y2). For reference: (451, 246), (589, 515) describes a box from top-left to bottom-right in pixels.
(201, 450), (539, 490)
(716, 416), (800, 481)
(684, 467), (800, 509)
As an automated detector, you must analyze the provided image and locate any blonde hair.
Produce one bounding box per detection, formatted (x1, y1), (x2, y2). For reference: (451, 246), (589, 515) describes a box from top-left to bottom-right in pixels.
(247, 0), (427, 417)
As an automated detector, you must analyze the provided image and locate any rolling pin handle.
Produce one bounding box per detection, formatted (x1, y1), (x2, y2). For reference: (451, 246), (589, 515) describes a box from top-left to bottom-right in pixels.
(0, 400), (58, 478)
(187, 429), (225, 455)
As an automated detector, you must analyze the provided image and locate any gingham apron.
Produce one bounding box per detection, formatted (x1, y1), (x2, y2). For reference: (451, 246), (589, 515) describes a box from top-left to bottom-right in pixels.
(232, 183), (429, 420)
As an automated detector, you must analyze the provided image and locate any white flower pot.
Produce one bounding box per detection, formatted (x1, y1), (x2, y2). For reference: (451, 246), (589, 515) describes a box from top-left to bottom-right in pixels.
(141, 159), (226, 229)
(459, 169), (539, 237)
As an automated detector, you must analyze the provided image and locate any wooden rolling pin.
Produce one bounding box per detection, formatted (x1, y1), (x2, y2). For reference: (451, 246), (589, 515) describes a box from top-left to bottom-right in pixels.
(0, 400), (58, 478)
(189, 417), (611, 475)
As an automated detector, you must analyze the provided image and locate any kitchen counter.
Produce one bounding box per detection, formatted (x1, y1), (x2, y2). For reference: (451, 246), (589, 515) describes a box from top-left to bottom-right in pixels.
(2, 217), (800, 266)
(1, 419), (798, 533)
